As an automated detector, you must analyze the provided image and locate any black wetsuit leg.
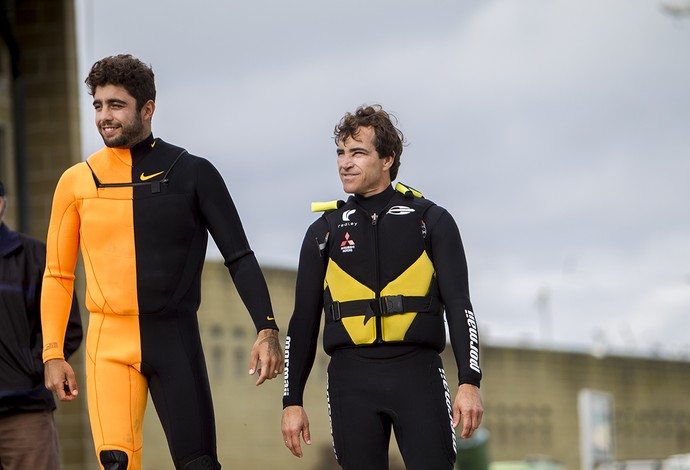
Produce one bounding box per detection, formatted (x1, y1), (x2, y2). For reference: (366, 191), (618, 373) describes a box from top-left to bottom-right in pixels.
(327, 348), (456, 470)
(140, 308), (220, 470)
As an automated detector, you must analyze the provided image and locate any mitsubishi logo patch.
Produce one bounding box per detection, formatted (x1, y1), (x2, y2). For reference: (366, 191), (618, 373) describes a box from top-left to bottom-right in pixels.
(340, 232), (355, 253)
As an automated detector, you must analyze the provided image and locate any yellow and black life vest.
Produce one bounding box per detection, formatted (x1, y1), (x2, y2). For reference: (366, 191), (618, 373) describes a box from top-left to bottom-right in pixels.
(313, 184), (446, 354)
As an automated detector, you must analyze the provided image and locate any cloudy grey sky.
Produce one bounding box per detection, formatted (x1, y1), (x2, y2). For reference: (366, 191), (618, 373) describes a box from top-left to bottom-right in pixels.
(75, 0), (690, 357)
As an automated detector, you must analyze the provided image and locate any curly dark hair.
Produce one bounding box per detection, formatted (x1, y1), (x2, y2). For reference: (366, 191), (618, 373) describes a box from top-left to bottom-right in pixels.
(334, 104), (404, 181)
(85, 54), (156, 111)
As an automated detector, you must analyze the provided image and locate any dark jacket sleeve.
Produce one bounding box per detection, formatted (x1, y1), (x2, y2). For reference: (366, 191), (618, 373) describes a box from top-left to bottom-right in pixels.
(195, 158), (277, 332)
(283, 219), (329, 408)
(427, 206), (482, 387)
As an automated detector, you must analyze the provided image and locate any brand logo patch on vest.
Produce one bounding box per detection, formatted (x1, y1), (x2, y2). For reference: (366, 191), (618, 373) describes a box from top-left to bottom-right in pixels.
(342, 209), (356, 221)
(387, 205), (415, 216)
(338, 209), (358, 229)
(340, 232), (355, 253)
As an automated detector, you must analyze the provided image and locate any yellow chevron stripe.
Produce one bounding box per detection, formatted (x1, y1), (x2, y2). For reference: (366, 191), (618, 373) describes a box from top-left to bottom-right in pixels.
(325, 259), (376, 344)
(380, 252), (435, 341)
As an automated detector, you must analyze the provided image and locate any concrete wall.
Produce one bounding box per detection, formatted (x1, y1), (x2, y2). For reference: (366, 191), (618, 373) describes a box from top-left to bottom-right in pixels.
(9, 0), (81, 239)
(481, 346), (690, 469)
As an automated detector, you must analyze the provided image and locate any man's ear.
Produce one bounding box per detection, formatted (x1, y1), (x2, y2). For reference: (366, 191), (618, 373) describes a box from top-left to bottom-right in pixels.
(141, 100), (156, 122)
(382, 155), (394, 171)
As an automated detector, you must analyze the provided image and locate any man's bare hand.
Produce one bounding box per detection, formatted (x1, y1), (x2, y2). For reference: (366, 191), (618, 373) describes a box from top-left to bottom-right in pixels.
(44, 359), (79, 401)
(282, 405), (311, 458)
(453, 383), (483, 439)
(249, 328), (284, 385)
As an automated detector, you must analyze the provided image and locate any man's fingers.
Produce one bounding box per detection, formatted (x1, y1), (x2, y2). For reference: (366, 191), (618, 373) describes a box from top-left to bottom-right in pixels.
(264, 354), (283, 376)
(53, 381), (66, 401)
(253, 340), (283, 385)
(58, 372), (78, 401)
(255, 366), (269, 386)
(461, 415), (474, 439)
(65, 368), (78, 395)
(302, 423), (312, 447)
(252, 358), (282, 385)
(284, 430), (310, 458)
(286, 434), (303, 458)
(460, 409), (483, 438)
(64, 374), (79, 399)
(248, 348), (259, 375)
(282, 426), (303, 457)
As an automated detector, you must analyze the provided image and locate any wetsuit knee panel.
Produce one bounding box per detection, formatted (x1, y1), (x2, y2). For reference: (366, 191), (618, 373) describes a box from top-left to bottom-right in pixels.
(183, 454), (220, 470)
(100, 450), (129, 470)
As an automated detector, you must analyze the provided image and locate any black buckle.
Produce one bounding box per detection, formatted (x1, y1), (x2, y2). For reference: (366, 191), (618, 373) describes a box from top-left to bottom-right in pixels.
(329, 302), (342, 321)
(379, 295), (404, 316)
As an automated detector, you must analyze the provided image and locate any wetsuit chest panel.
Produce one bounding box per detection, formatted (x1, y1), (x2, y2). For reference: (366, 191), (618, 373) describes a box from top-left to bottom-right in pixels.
(129, 142), (209, 314)
(80, 149), (138, 315)
(132, 192), (204, 313)
(80, 196), (138, 315)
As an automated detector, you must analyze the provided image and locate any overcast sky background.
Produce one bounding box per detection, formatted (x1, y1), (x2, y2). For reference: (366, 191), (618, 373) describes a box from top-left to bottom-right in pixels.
(74, 0), (690, 357)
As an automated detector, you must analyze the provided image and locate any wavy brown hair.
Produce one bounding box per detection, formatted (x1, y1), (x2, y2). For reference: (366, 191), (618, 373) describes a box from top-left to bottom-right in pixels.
(334, 104), (405, 181)
(85, 54), (155, 111)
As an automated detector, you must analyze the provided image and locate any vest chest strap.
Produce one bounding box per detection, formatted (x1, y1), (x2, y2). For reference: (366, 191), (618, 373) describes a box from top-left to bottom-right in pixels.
(327, 295), (439, 325)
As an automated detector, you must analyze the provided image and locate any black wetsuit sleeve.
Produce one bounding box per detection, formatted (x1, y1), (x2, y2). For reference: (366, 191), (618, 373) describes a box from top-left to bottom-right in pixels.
(195, 158), (277, 332)
(427, 207), (482, 387)
(283, 220), (329, 408)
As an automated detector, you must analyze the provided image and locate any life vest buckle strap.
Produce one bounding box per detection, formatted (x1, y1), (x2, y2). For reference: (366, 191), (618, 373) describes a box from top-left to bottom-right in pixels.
(379, 295), (404, 316)
(329, 301), (342, 321)
(326, 295), (438, 323)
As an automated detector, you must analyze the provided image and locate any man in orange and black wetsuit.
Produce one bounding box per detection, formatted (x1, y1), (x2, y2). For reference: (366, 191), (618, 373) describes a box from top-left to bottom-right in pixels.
(281, 105), (483, 469)
(41, 54), (283, 470)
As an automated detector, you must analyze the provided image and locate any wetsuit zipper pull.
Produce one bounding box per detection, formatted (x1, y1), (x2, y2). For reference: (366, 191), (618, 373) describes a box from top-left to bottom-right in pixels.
(371, 213), (378, 226)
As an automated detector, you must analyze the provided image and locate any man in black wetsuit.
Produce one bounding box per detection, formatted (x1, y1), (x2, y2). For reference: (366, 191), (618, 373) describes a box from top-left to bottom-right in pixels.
(281, 105), (483, 470)
(41, 54), (283, 470)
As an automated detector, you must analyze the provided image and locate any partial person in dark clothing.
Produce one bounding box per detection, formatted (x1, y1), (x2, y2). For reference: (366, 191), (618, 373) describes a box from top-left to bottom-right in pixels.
(0, 179), (83, 470)
(281, 105), (483, 470)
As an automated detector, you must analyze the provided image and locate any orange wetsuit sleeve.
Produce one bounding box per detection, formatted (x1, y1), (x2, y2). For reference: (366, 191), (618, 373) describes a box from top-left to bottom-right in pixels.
(42, 166), (83, 362)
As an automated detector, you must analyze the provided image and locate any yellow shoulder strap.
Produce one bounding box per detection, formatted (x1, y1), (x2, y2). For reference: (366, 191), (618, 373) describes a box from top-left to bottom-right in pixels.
(395, 182), (424, 198)
(311, 200), (341, 212)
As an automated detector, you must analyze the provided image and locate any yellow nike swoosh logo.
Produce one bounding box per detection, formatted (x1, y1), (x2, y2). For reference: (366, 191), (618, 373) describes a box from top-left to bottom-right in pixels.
(267, 316), (275, 321)
(140, 171), (164, 181)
